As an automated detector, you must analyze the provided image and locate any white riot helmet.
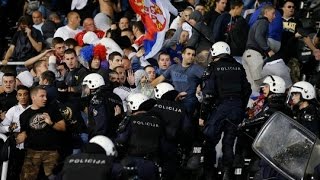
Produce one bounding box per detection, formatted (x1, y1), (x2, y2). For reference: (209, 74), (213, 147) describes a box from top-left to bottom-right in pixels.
(154, 82), (175, 99)
(126, 93), (149, 111)
(89, 135), (117, 156)
(210, 41), (231, 57)
(82, 73), (105, 89)
(290, 81), (315, 100)
(262, 75), (286, 93)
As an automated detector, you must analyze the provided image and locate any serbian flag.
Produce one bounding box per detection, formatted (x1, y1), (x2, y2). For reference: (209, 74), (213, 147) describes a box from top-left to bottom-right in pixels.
(129, 0), (178, 59)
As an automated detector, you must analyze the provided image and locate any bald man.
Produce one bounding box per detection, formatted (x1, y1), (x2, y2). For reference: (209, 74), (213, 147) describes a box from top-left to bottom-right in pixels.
(75, 18), (105, 46)
(54, 11), (82, 40)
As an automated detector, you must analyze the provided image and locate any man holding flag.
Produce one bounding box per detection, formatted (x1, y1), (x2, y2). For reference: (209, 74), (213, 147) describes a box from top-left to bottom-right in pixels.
(129, 0), (178, 59)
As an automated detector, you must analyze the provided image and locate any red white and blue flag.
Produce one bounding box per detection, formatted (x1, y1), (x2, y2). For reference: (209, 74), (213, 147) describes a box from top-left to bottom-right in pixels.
(129, 0), (178, 59)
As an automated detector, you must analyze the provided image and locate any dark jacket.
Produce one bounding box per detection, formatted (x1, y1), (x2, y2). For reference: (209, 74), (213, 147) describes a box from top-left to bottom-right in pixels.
(246, 17), (271, 56)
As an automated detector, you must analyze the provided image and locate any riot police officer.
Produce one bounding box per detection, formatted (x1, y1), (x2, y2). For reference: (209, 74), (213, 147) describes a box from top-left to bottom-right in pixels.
(62, 135), (117, 180)
(151, 82), (192, 180)
(199, 42), (252, 180)
(115, 93), (162, 180)
(288, 81), (320, 136)
(236, 75), (288, 179)
(240, 75), (288, 129)
(82, 73), (123, 139)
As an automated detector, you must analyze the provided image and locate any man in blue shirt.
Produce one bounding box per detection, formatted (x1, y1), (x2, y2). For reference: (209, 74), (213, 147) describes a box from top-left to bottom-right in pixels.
(151, 46), (204, 116)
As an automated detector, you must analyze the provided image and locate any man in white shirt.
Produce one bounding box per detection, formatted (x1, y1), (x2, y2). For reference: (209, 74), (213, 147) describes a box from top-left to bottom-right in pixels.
(54, 11), (82, 40)
(0, 85), (30, 137)
(1, 85), (30, 180)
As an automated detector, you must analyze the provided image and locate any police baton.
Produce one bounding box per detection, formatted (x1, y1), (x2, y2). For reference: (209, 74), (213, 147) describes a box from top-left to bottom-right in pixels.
(224, 118), (255, 140)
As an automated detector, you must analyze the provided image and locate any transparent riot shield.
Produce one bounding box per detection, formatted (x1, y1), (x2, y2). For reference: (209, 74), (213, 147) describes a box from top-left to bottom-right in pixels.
(252, 111), (320, 180)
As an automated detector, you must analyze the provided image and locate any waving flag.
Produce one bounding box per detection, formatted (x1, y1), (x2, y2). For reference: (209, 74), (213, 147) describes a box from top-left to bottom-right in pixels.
(129, 0), (178, 59)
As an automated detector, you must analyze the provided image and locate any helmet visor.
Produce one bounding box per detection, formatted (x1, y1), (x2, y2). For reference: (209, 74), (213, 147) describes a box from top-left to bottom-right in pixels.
(81, 85), (91, 98)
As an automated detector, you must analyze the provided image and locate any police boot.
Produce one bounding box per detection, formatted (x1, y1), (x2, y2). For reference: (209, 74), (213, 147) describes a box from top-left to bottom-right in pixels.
(222, 167), (233, 180)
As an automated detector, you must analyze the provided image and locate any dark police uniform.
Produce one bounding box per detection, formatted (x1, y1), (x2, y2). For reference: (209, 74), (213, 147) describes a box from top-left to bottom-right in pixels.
(235, 93), (288, 179)
(292, 103), (320, 137)
(200, 54), (251, 177)
(115, 112), (162, 180)
(87, 86), (123, 140)
(151, 97), (192, 180)
(62, 153), (113, 180)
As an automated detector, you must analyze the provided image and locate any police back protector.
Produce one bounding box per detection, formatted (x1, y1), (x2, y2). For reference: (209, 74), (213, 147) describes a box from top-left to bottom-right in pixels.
(128, 112), (161, 157)
(212, 57), (244, 99)
(152, 100), (185, 141)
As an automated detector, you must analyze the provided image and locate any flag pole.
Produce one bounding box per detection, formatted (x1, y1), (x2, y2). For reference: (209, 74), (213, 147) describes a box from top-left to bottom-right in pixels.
(175, 11), (214, 45)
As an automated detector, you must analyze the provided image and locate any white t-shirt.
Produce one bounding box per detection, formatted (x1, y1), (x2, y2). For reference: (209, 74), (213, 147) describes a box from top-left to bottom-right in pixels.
(33, 22), (44, 35)
(1, 104), (30, 149)
(54, 25), (82, 40)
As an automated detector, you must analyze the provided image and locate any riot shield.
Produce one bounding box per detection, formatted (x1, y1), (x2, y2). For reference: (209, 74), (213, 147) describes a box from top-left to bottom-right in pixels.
(252, 111), (320, 180)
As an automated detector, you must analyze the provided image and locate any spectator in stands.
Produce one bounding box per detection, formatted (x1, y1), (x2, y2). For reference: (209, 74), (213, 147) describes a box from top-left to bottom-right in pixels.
(213, 0), (248, 57)
(132, 21), (145, 47)
(2, 16), (43, 66)
(18, 86), (66, 180)
(0, 73), (17, 120)
(121, 28), (135, 44)
(156, 52), (171, 76)
(122, 56), (131, 70)
(187, 10), (214, 53)
(152, 46), (204, 115)
(16, 70), (34, 88)
(118, 17), (130, 31)
(114, 66), (128, 86)
(98, 0), (121, 20)
(108, 51), (123, 72)
(133, 69), (155, 98)
(280, 0), (320, 68)
(0, 85), (30, 135)
(1, 85), (30, 180)
(242, 5), (276, 92)
(94, 11), (112, 32)
(41, 12), (62, 43)
(61, 48), (88, 155)
(212, 0), (244, 42)
(80, 44), (109, 83)
(249, 0), (283, 53)
(144, 65), (156, 82)
(114, 66), (135, 90)
(204, 0), (227, 31)
(32, 11), (44, 35)
(65, 38), (78, 50)
(170, 6), (193, 30)
(163, 24), (190, 64)
(39, 70), (58, 104)
(54, 11), (82, 40)
(75, 18), (105, 47)
(49, 37), (65, 64)
(195, 3), (206, 15)
(32, 59), (49, 85)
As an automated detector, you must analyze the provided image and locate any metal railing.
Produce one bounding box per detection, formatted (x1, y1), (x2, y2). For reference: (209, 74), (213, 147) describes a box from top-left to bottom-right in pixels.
(0, 62), (25, 66)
